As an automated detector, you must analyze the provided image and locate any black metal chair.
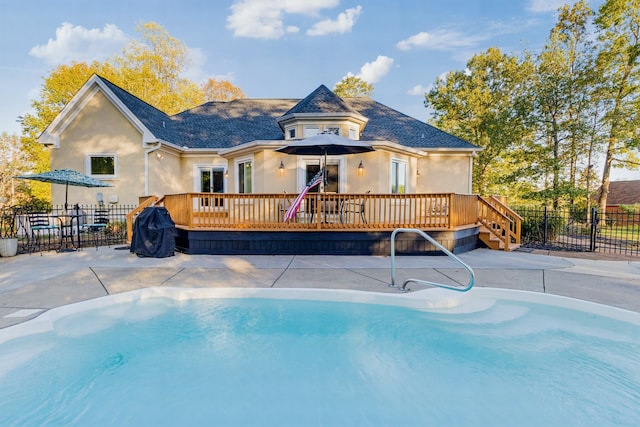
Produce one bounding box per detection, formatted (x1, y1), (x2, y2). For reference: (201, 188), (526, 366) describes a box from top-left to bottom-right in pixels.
(80, 208), (110, 250)
(27, 212), (61, 255)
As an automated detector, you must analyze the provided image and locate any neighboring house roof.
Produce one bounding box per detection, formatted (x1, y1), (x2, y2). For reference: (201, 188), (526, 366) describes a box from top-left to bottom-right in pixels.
(606, 180), (640, 205)
(41, 74), (479, 152)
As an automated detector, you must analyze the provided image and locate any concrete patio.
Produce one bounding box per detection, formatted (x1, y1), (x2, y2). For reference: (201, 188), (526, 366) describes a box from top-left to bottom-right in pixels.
(1, 247), (639, 329)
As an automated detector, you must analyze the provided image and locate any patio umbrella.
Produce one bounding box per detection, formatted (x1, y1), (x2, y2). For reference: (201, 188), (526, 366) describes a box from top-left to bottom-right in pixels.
(275, 132), (375, 189)
(15, 169), (112, 210)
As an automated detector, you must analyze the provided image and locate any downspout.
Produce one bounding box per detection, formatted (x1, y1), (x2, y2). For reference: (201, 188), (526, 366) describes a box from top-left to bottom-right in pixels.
(144, 142), (162, 197)
(469, 153), (475, 193)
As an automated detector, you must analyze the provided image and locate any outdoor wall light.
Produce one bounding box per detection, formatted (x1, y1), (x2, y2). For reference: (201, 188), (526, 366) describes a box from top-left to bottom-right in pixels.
(224, 169), (229, 178)
(358, 160), (364, 175)
(279, 160), (285, 175)
(416, 169), (421, 177)
(155, 152), (164, 160)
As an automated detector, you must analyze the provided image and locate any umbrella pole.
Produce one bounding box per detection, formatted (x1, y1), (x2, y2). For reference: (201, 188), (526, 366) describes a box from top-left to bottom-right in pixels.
(323, 151), (328, 191)
(65, 182), (69, 211)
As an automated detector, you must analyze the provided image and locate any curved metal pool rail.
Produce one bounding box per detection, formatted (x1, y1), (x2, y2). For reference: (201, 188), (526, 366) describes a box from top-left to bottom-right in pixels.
(390, 228), (475, 292)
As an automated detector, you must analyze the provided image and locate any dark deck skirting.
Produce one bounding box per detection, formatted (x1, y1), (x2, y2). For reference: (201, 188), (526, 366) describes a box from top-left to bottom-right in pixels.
(174, 226), (482, 256)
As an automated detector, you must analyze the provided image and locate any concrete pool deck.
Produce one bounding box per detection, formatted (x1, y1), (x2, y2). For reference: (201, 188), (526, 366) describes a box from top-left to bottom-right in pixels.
(1, 247), (639, 328)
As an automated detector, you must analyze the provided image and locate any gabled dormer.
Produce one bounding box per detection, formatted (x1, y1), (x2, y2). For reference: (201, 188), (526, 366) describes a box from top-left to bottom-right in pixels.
(277, 84), (368, 140)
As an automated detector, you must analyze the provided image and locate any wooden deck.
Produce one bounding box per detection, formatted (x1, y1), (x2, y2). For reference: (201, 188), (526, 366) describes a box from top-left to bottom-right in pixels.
(127, 193), (521, 255)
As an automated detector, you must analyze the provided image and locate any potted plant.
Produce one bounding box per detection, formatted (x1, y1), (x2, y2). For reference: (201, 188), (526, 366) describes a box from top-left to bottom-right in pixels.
(0, 207), (18, 257)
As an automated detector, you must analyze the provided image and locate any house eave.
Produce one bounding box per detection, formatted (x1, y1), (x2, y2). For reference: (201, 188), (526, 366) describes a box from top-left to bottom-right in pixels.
(219, 140), (285, 158)
(277, 112), (369, 129)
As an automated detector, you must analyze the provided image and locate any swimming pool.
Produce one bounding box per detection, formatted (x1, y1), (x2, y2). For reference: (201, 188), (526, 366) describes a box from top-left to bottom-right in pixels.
(1, 287), (639, 426)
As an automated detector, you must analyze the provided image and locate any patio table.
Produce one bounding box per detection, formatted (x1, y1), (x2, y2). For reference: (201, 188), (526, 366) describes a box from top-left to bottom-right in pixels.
(56, 213), (81, 252)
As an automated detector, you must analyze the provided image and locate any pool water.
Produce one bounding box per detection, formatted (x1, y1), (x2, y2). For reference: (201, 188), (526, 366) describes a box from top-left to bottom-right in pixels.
(1, 291), (639, 426)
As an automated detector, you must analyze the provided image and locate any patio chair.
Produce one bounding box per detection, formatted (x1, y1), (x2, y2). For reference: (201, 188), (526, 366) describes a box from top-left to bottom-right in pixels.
(27, 212), (61, 255)
(340, 190), (370, 224)
(80, 208), (110, 250)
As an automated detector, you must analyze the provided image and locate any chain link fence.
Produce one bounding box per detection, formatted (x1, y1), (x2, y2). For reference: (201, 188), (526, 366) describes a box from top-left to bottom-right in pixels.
(513, 206), (640, 257)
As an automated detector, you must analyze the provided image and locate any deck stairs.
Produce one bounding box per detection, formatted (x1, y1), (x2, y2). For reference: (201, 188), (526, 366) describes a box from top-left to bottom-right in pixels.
(477, 196), (522, 252)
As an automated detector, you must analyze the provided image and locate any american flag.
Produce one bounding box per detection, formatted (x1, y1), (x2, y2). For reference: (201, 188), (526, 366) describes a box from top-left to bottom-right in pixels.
(284, 170), (323, 222)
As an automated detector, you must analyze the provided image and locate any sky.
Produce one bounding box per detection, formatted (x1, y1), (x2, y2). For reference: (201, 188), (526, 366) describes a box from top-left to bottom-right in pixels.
(1, 0), (636, 180)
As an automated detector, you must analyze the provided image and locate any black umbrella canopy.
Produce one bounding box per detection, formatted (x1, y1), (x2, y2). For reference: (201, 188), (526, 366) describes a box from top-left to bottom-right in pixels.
(276, 133), (375, 189)
(275, 132), (375, 156)
(15, 169), (112, 210)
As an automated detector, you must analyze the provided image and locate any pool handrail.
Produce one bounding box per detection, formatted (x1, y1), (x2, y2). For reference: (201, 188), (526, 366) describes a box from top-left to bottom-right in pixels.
(390, 228), (475, 292)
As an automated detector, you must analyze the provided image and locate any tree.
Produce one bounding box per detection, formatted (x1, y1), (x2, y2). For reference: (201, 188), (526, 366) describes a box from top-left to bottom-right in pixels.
(333, 75), (373, 98)
(531, 0), (598, 208)
(426, 48), (537, 198)
(109, 22), (204, 114)
(0, 133), (32, 207)
(594, 0), (640, 215)
(202, 78), (245, 102)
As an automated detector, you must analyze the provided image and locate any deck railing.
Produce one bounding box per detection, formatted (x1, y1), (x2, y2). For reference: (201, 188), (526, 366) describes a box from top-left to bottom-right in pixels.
(160, 192), (477, 231)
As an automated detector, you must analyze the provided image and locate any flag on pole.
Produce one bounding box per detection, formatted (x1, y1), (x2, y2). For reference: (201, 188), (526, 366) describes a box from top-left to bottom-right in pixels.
(284, 170), (323, 222)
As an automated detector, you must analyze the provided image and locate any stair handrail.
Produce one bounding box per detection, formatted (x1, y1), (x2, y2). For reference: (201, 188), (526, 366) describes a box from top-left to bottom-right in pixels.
(390, 228), (475, 292)
(477, 196), (521, 250)
(125, 195), (163, 243)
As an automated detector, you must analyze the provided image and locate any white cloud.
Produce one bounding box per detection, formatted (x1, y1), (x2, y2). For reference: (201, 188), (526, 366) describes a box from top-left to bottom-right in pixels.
(226, 0), (339, 39)
(526, 0), (566, 13)
(355, 55), (394, 84)
(182, 47), (209, 82)
(307, 5), (362, 36)
(396, 29), (486, 51)
(407, 84), (429, 96)
(29, 22), (128, 65)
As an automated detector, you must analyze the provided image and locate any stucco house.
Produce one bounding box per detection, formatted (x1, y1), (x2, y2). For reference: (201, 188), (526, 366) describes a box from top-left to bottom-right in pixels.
(38, 74), (479, 207)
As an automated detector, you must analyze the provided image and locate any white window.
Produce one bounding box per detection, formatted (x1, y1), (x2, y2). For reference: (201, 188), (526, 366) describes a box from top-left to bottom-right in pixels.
(391, 159), (407, 194)
(349, 128), (357, 140)
(325, 126), (340, 136)
(236, 159), (252, 193)
(86, 154), (116, 179)
(287, 127), (296, 139)
(304, 127), (320, 137)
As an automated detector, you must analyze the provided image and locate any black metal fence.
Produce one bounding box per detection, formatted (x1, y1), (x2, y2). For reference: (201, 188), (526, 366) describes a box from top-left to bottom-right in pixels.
(10, 204), (135, 255)
(513, 206), (640, 257)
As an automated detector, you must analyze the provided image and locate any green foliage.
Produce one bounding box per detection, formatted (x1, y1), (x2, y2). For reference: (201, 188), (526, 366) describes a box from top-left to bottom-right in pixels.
(516, 207), (567, 242)
(426, 47), (537, 197)
(425, 0), (640, 207)
(594, 0), (640, 211)
(333, 76), (373, 98)
(620, 204), (640, 214)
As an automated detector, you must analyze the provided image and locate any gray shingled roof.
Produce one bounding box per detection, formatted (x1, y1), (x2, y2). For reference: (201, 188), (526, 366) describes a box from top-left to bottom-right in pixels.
(99, 76), (477, 151)
(99, 77), (177, 142)
(282, 84), (359, 116)
(345, 97), (476, 149)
